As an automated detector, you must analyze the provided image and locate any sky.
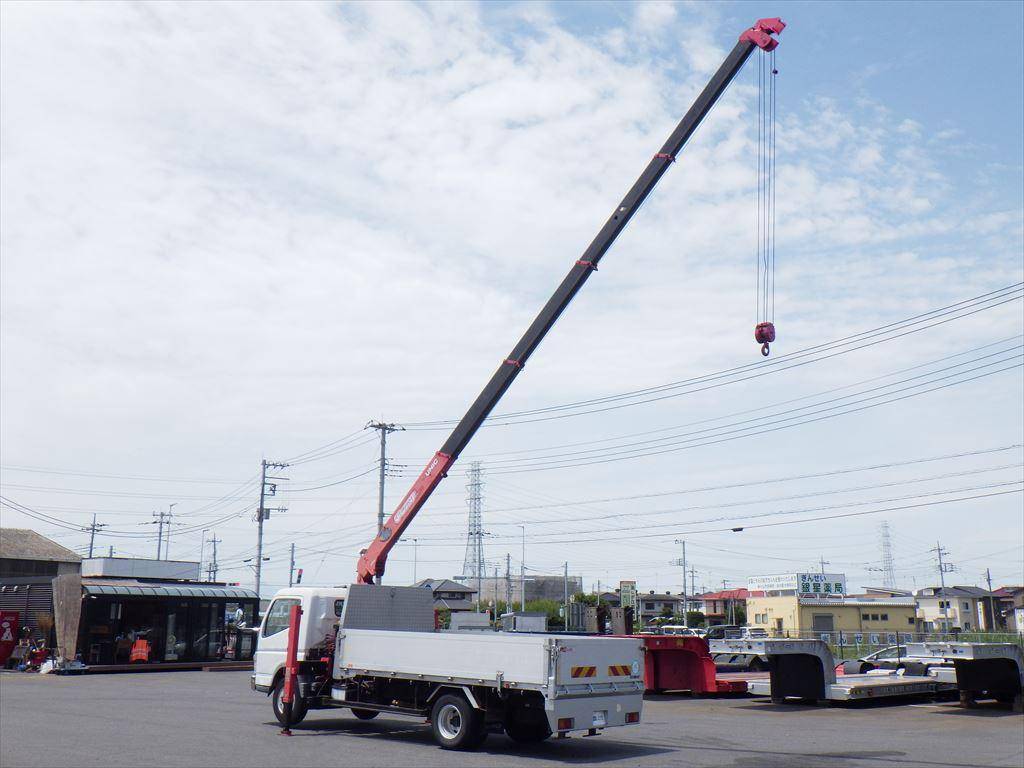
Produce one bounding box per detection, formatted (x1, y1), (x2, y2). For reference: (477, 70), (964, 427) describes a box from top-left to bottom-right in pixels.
(1, 1), (1022, 600)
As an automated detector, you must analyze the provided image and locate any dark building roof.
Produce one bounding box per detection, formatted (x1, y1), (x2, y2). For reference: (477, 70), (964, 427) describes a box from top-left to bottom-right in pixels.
(82, 578), (257, 600)
(0, 528), (81, 563)
(415, 578), (476, 594)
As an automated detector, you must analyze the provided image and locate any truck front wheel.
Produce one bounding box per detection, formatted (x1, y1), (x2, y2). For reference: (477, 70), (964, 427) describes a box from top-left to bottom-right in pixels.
(272, 677), (308, 727)
(430, 694), (486, 750)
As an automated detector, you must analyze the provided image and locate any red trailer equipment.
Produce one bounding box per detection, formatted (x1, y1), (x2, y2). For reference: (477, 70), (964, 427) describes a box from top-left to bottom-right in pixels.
(626, 635), (747, 695)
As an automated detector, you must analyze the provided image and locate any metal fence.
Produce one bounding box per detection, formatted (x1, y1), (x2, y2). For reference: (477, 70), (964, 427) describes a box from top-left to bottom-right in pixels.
(768, 629), (1024, 660)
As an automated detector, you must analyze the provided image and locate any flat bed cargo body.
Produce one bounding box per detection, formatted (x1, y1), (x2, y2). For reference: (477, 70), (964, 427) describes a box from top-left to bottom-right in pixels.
(334, 629), (643, 693)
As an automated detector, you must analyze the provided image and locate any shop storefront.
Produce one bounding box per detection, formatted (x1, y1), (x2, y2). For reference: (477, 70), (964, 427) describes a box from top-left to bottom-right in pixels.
(79, 580), (258, 666)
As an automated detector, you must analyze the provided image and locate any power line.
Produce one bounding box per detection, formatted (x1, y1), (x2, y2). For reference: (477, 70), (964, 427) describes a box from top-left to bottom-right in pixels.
(400, 283), (1022, 428)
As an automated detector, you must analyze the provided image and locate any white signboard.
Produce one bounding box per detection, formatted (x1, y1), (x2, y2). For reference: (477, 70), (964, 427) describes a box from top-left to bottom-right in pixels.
(797, 573), (846, 598)
(748, 573), (846, 597)
(747, 574), (799, 592)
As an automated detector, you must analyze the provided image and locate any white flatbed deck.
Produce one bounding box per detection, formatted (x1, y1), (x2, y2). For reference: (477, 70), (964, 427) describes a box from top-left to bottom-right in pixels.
(748, 671), (954, 701)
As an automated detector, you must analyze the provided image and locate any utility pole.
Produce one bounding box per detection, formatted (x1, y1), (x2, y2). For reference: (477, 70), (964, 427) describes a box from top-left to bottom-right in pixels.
(207, 533), (220, 581)
(519, 525), (526, 611)
(674, 539), (688, 626)
(85, 514), (106, 558)
(152, 510), (166, 559)
(563, 562), (569, 631)
(107, 545), (114, 557)
(367, 421), (403, 533)
(256, 459), (289, 597)
(819, 555), (830, 574)
(931, 541), (954, 631)
(289, 543), (296, 588)
(985, 567), (995, 631)
(505, 553), (512, 612)
(689, 566), (698, 618)
(410, 538), (418, 583)
(163, 503), (178, 560)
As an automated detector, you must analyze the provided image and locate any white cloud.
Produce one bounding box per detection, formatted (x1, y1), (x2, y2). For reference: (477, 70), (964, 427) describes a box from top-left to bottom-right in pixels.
(1, 2), (1020, 593)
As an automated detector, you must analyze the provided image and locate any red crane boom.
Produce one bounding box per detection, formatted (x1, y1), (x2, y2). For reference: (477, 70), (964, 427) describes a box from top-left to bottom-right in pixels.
(356, 18), (786, 584)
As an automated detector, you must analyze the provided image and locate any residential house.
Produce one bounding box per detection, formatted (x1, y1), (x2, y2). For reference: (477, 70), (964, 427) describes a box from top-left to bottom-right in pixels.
(914, 586), (994, 632)
(415, 578), (477, 612)
(992, 586), (1024, 631)
(699, 588), (764, 626)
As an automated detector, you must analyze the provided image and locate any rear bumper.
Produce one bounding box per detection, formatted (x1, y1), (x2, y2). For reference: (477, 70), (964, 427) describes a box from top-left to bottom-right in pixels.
(545, 691), (644, 733)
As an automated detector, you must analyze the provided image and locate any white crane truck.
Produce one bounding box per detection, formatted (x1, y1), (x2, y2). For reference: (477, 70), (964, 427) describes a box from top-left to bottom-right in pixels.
(251, 17), (786, 750)
(253, 585), (645, 748)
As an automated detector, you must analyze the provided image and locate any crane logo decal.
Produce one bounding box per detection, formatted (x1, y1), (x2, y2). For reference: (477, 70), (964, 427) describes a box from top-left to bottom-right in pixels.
(392, 491), (419, 525)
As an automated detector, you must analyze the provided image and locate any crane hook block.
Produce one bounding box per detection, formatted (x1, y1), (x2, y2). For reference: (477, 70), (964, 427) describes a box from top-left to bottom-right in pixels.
(755, 322), (776, 357)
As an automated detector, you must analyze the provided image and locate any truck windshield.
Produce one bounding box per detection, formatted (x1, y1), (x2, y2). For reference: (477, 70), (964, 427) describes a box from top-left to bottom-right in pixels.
(262, 598), (300, 637)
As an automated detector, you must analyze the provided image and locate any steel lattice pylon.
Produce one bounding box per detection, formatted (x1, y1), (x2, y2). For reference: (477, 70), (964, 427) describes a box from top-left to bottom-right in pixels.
(462, 462), (485, 596)
(880, 521), (897, 589)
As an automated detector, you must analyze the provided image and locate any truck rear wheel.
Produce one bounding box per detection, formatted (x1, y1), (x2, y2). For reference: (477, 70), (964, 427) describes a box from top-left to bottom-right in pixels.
(272, 677), (308, 727)
(430, 694), (486, 750)
(351, 708), (379, 720)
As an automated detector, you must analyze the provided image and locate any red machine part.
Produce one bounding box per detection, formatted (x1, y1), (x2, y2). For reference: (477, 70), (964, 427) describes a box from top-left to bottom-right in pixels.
(618, 635), (747, 695)
(280, 603), (303, 735)
(755, 321), (776, 356)
(356, 451), (454, 584)
(739, 17), (787, 51)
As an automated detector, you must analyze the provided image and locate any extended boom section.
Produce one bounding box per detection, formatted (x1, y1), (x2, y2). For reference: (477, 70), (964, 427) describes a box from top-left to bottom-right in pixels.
(356, 18), (786, 584)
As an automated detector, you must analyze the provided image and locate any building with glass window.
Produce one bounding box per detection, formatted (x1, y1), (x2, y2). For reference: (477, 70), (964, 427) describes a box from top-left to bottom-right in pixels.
(77, 557), (259, 667)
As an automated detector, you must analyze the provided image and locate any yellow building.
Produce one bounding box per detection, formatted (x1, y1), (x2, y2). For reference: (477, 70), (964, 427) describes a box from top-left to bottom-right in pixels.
(747, 595), (919, 639)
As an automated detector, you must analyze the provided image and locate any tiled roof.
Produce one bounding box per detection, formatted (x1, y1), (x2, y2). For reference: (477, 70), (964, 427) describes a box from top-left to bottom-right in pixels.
(0, 528), (81, 563)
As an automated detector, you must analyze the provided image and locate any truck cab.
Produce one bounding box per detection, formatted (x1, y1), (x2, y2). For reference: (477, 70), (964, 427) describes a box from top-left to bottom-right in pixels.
(252, 586), (347, 695)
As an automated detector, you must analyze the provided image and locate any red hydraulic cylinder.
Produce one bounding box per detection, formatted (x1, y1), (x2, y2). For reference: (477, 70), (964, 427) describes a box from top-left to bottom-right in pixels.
(280, 603), (303, 734)
(622, 635), (747, 695)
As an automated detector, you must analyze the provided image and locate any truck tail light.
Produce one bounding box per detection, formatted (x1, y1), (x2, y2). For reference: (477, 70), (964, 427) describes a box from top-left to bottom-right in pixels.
(557, 718), (574, 731)
(626, 712), (640, 723)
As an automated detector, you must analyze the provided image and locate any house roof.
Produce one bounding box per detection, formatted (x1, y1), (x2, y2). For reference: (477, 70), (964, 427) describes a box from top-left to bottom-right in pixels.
(916, 585), (993, 598)
(0, 528), (81, 564)
(699, 588), (764, 601)
(414, 578), (476, 594)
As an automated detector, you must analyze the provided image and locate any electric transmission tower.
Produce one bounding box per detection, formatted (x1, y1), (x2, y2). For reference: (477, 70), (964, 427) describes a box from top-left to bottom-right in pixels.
(463, 461), (485, 606)
(879, 521), (896, 589)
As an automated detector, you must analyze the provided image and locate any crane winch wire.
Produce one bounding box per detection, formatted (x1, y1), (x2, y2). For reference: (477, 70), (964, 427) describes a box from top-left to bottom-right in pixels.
(755, 46), (778, 356)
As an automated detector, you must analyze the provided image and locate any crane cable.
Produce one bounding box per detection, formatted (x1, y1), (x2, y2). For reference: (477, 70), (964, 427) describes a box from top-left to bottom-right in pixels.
(755, 47), (778, 356)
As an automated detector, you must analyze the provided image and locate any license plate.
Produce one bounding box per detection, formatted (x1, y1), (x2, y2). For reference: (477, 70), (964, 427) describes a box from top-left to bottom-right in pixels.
(592, 711), (607, 727)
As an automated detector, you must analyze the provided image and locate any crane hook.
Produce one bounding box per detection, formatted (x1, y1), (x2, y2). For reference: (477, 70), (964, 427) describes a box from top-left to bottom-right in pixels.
(755, 321), (776, 358)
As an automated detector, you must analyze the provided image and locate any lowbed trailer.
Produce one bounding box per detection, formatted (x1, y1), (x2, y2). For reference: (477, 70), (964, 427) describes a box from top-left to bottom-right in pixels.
(904, 642), (1024, 711)
(722, 639), (956, 704)
(253, 586), (644, 749)
(621, 635), (747, 695)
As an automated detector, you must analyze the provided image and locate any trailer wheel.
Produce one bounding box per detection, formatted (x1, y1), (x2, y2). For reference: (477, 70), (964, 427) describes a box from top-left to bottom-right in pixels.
(430, 694), (486, 750)
(351, 708), (379, 720)
(272, 677), (308, 727)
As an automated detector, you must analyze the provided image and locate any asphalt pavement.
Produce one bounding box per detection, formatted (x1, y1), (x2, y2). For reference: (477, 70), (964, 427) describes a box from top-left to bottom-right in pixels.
(1, 671), (1021, 768)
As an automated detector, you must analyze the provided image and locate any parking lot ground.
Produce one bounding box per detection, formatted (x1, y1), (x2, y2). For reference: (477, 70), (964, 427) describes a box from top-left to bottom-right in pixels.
(1, 671), (1021, 768)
